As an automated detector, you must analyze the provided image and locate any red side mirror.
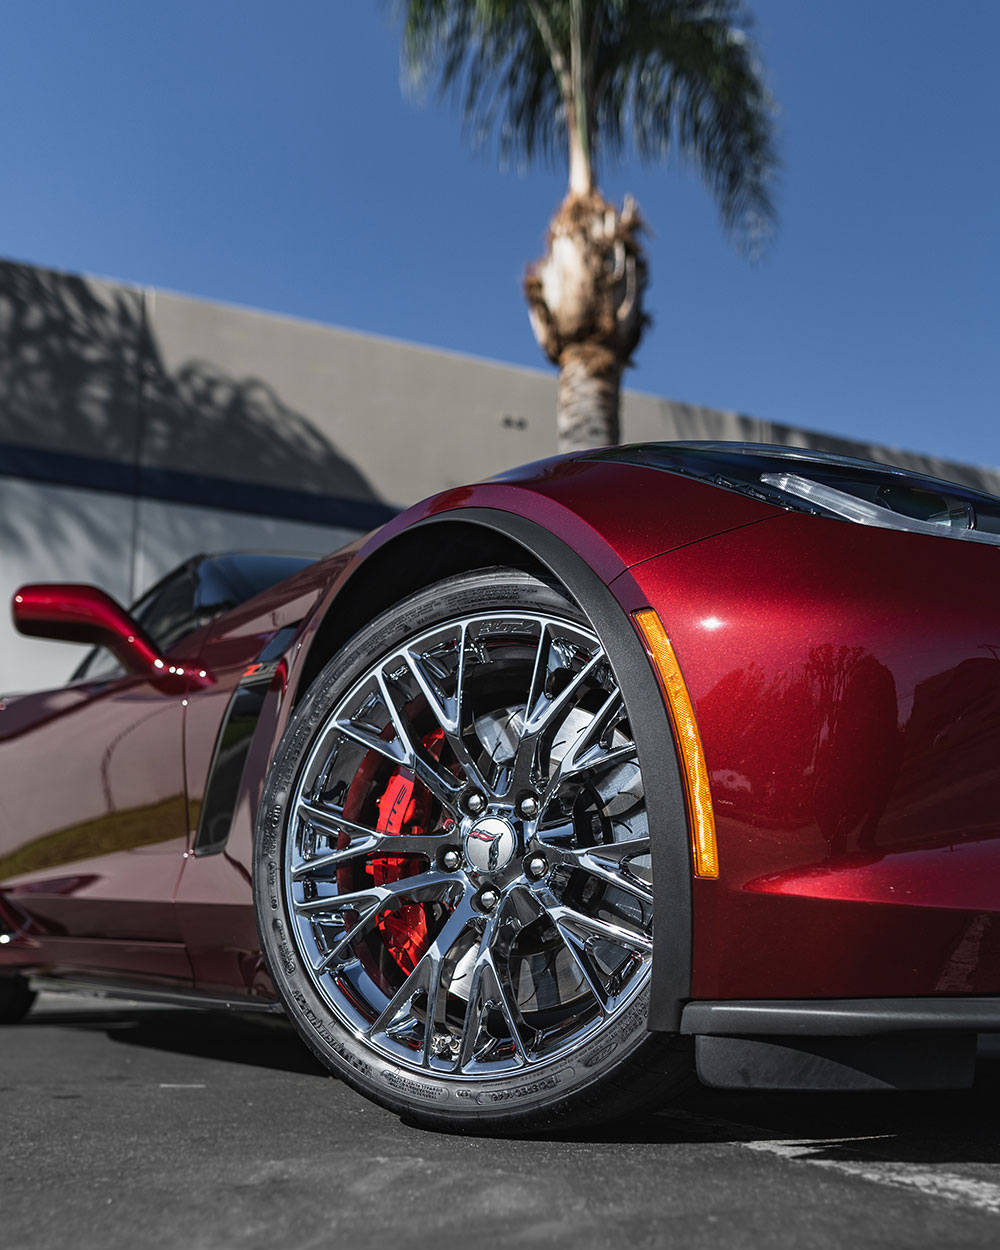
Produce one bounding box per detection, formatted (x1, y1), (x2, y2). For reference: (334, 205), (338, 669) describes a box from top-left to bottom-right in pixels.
(11, 584), (212, 688)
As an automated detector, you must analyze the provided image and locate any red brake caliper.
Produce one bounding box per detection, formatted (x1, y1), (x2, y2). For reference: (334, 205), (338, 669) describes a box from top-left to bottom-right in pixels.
(367, 728), (446, 977)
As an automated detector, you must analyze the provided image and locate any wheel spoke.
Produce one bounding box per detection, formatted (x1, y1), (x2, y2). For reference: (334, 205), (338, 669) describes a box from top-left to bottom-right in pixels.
(523, 648), (605, 738)
(524, 620), (551, 722)
(374, 668), (417, 757)
(498, 883), (608, 1010)
(334, 717), (408, 766)
(293, 867), (454, 915)
(563, 736), (638, 779)
(368, 890), (476, 1053)
(545, 901), (653, 953)
(292, 797), (450, 877)
(553, 921), (611, 1013)
(296, 798), (381, 842)
(375, 667), (466, 814)
(399, 628), (491, 794)
(331, 680), (463, 817)
(585, 836), (651, 863)
(311, 902), (383, 973)
(400, 637), (460, 738)
(306, 739), (341, 803)
(502, 641), (608, 798)
(420, 952), (446, 1067)
(546, 840), (654, 900)
(457, 944), (491, 1070)
(566, 685), (625, 760)
(538, 688), (637, 806)
(482, 949), (528, 1064)
(576, 853), (653, 899)
(456, 933), (527, 1071)
(291, 832), (442, 878)
(498, 883), (653, 1018)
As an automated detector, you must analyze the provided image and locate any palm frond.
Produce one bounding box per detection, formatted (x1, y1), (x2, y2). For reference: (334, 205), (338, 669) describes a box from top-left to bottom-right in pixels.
(397, 1), (570, 166)
(595, 1), (777, 248)
(393, 0), (777, 247)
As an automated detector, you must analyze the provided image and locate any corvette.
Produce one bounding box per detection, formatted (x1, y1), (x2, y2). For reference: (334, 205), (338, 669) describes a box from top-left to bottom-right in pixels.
(4, 441), (1000, 1131)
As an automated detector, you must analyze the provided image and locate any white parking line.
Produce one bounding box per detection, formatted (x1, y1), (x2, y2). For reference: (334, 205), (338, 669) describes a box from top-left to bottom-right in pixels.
(661, 1110), (1000, 1216)
(742, 1138), (1000, 1215)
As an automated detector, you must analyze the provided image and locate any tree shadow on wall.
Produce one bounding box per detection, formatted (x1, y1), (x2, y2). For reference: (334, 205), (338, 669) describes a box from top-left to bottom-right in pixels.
(0, 260), (386, 574)
(142, 358), (378, 502)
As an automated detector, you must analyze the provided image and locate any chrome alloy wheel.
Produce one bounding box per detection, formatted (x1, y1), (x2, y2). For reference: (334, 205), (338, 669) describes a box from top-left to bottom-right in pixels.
(284, 610), (653, 1079)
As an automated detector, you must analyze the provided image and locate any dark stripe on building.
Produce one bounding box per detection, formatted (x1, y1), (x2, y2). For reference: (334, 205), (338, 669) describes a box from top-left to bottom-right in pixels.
(0, 442), (398, 530)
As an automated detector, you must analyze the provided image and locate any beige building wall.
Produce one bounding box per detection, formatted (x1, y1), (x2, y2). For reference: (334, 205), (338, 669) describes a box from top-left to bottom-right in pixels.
(2, 257), (997, 692)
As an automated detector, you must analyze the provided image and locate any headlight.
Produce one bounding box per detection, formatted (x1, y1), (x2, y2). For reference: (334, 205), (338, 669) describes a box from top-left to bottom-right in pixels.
(760, 471), (1000, 546)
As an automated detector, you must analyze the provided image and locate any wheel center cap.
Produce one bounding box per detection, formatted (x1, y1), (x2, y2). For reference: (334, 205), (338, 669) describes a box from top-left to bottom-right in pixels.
(464, 815), (517, 874)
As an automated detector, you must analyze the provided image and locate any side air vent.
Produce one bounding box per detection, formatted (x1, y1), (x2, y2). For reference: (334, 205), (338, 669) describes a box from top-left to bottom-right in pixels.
(194, 626), (298, 857)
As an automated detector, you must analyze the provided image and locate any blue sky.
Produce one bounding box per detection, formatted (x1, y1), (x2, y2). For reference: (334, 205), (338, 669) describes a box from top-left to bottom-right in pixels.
(2, 1), (997, 466)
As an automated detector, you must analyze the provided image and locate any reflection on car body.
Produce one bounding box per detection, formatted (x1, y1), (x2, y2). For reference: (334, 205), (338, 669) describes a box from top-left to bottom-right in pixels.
(3, 443), (1000, 1132)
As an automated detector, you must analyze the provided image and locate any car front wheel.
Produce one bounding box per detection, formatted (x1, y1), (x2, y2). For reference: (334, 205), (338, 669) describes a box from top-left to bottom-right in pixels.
(255, 568), (691, 1131)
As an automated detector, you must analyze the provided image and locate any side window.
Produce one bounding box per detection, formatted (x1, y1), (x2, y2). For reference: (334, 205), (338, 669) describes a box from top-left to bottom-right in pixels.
(72, 644), (126, 683)
(133, 568), (198, 653)
(194, 555), (317, 627)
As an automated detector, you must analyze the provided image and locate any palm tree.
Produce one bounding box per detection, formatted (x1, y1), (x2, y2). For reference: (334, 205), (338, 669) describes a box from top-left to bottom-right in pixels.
(396, 0), (778, 451)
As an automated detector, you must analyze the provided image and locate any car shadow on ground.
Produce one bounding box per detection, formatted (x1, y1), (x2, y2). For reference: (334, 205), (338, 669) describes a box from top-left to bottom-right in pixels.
(556, 1038), (1000, 1164)
(26, 1000), (329, 1077)
(24, 998), (1000, 1164)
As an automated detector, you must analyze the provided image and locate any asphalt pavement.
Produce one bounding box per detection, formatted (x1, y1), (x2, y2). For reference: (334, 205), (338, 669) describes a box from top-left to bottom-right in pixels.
(4, 992), (1000, 1249)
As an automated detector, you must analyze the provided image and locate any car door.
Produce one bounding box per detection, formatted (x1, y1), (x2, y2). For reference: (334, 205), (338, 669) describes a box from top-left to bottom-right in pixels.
(0, 567), (198, 983)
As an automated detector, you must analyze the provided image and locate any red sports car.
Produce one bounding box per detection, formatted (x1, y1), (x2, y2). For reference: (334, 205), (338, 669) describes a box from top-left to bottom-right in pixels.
(4, 441), (1000, 1131)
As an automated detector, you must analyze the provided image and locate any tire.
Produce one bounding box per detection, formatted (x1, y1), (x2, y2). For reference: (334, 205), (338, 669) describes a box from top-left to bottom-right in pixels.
(254, 568), (692, 1132)
(0, 975), (36, 1024)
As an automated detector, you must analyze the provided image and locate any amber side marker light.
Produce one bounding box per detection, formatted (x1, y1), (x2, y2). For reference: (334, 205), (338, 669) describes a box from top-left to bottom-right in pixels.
(632, 608), (719, 878)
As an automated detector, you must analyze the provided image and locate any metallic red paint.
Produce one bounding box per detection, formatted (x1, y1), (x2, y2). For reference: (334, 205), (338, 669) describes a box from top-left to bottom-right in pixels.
(5, 453), (1000, 1018)
(367, 459), (783, 582)
(620, 511), (1000, 999)
(0, 662), (191, 981)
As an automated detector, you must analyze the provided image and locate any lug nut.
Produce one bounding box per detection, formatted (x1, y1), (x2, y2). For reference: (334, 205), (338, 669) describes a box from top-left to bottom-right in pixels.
(479, 888), (499, 911)
(466, 793), (486, 815)
(526, 855), (547, 879)
(519, 796), (539, 819)
(442, 849), (461, 871)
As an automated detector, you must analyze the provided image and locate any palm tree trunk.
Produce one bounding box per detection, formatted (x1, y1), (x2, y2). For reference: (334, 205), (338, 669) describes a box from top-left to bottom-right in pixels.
(567, 0), (592, 196)
(524, 192), (647, 454)
(556, 343), (620, 451)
